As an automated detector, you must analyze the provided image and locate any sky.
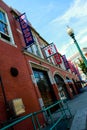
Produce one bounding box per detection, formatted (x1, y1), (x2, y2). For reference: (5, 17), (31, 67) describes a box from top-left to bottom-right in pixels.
(3, 0), (87, 59)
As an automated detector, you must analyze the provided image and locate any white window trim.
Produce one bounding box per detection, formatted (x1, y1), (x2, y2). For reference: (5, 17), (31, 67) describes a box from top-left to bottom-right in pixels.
(33, 35), (44, 58)
(0, 8), (15, 45)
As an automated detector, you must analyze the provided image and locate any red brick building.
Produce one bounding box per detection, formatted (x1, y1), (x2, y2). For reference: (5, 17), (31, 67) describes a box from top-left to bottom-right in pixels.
(0, 1), (80, 129)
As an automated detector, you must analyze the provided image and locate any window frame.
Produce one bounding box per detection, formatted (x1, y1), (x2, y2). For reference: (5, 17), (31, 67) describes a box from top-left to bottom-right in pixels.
(27, 35), (44, 58)
(0, 8), (15, 45)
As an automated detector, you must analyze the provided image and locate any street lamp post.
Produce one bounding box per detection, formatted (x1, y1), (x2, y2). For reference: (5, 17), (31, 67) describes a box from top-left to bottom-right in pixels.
(66, 26), (87, 68)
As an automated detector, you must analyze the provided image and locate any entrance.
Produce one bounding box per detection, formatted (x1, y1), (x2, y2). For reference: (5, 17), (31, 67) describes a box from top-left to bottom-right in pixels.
(33, 68), (57, 107)
(54, 74), (70, 100)
(66, 77), (76, 96)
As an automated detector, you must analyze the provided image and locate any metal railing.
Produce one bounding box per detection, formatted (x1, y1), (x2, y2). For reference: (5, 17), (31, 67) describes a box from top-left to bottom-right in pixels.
(0, 99), (72, 130)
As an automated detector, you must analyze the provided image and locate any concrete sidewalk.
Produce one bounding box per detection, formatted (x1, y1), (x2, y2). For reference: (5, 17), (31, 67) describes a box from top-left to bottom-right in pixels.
(68, 91), (87, 115)
(42, 92), (87, 130)
(67, 91), (87, 130)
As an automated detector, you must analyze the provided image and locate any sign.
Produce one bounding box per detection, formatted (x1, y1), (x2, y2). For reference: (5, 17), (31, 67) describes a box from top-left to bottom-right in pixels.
(9, 98), (25, 116)
(19, 13), (34, 47)
(42, 43), (57, 58)
(62, 55), (70, 70)
(72, 64), (77, 74)
(54, 53), (62, 64)
(68, 61), (74, 73)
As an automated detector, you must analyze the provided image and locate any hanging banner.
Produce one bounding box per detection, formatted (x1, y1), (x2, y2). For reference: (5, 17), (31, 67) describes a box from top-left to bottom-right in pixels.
(68, 61), (74, 73)
(62, 55), (70, 70)
(18, 13), (34, 47)
(72, 64), (77, 74)
(54, 53), (62, 64)
(42, 43), (57, 58)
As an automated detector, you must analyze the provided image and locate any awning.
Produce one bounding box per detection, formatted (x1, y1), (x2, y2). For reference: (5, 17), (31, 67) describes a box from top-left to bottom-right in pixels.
(75, 80), (87, 84)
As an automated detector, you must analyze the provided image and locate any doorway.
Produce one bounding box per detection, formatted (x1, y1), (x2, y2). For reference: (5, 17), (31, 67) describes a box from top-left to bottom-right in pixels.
(54, 74), (70, 100)
(66, 77), (76, 96)
(33, 68), (57, 107)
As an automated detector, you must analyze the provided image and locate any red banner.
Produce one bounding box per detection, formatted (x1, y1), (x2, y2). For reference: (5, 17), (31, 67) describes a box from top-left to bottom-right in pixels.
(54, 53), (62, 64)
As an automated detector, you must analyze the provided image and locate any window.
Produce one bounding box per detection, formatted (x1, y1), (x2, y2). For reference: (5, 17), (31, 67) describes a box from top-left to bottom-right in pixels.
(0, 9), (15, 44)
(0, 11), (8, 34)
(27, 35), (42, 57)
(33, 36), (41, 56)
(27, 46), (33, 53)
(27, 43), (41, 57)
(47, 57), (55, 65)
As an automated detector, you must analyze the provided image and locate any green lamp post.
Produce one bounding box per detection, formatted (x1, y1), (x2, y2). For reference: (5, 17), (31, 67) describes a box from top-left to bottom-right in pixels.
(66, 26), (87, 68)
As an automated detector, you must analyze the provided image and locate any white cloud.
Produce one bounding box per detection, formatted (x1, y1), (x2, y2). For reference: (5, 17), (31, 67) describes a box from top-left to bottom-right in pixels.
(80, 36), (87, 45)
(59, 41), (73, 54)
(61, 35), (87, 57)
(53, 0), (87, 57)
(77, 28), (87, 39)
(50, 0), (87, 24)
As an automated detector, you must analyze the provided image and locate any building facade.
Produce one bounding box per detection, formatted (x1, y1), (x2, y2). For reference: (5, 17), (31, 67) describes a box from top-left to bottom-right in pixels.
(69, 48), (87, 80)
(0, 1), (80, 129)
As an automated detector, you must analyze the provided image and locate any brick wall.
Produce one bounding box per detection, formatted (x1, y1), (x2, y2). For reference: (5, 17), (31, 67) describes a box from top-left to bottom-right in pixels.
(0, 1), (79, 129)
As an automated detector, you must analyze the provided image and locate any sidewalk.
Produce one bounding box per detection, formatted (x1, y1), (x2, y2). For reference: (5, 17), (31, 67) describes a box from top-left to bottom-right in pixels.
(68, 91), (87, 115)
(67, 91), (87, 130)
(42, 92), (87, 130)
